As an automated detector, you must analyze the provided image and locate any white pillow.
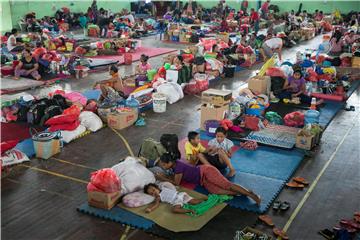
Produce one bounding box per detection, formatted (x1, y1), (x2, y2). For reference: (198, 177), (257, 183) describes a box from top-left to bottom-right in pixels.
(79, 111), (103, 132)
(122, 191), (155, 208)
(111, 157), (155, 196)
(61, 125), (86, 143)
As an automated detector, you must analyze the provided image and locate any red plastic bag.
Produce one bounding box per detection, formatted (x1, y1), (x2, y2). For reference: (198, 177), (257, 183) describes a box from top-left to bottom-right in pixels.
(1, 140), (19, 155)
(244, 115), (260, 131)
(88, 168), (121, 193)
(284, 111), (304, 127)
(266, 67), (286, 79)
(63, 105), (81, 116)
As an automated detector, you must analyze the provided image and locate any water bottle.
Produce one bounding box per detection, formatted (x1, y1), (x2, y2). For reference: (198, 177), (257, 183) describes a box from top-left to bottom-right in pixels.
(310, 97), (317, 110)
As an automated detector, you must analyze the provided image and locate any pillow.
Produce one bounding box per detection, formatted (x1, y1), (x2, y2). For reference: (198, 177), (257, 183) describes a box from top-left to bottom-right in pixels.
(122, 191), (155, 208)
(1, 140), (19, 154)
(45, 114), (79, 126)
(49, 120), (80, 132)
(79, 111), (103, 132)
(61, 125), (86, 143)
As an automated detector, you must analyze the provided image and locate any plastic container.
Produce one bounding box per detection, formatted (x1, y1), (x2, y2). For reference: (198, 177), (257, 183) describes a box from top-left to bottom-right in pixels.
(304, 110), (320, 125)
(152, 93), (167, 113)
(204, 120), (220, 137)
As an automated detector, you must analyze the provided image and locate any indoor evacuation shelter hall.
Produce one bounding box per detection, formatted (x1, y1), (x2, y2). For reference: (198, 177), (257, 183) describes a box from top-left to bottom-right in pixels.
(0, 0), (359, 239)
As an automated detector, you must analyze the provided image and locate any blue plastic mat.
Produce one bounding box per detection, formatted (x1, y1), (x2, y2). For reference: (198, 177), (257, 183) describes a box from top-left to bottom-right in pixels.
(195, 172), (284, 213)
(319, 100), (345, 127)
(231, 146), (304, 181)
(77, 203), (154, 230)
(15, 138), (35, 157)
(83, 89), (101, 100)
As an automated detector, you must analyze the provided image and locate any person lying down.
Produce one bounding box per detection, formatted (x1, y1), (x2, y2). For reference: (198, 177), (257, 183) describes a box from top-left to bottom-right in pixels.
(144, 182), (206, 215)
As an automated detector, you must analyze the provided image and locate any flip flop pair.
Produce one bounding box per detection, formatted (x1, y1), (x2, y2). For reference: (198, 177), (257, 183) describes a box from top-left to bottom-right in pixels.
(272, 200), (290, 211)
(258, 215), (274, 227)
(286, 177), (309, 189)
(273, 227), (289, 240)
(344, 105), (355, 111)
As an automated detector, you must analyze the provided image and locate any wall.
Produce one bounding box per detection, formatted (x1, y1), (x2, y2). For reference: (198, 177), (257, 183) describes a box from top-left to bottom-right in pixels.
(0, 0), (13, 32)
(3, 0), (130, 31)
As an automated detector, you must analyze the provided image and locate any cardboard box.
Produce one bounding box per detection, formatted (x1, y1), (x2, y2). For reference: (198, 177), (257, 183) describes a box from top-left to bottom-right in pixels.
(179, 31), (188, 43)
(335, 67), (360, 78)
(88, 191), (121, 210)
(201, 88), (232, 106)
(200, 104), (228, 130)
(352, 57), (360, 68)
(107, 109), (138, 130)
(295, 131), (314, 150)
(248, 75), (271, 95)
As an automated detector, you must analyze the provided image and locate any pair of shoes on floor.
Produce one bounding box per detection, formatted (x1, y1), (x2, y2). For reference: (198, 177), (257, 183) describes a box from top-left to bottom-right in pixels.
(258, 215), (289, 239)
(286, 177), (309, 189)
(272, 200), (290, 211)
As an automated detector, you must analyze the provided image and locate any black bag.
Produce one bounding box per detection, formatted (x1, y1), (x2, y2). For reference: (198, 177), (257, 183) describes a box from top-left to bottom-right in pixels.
(40, 105), (63, 126)
(271, 76), (286, 95)
(190, 34), (199, 43)
(52, 94), (69, 109)
(224, 65), (236, 78)
(160, 134), (181, 160)
(27, 100), (48, 125)
(17, 105), (30, 122)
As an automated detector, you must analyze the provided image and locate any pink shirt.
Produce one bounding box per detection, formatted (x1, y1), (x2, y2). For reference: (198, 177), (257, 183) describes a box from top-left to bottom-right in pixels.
(138, 62), (151, 72)
(261, 2), (269, 13)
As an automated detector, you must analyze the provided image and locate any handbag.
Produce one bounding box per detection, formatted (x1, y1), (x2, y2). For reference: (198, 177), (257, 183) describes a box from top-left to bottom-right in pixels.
(31, 128), (62, 159)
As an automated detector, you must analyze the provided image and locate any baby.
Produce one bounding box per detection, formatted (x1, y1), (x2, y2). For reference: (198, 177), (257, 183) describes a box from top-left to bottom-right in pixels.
(144, 182), (205, 215)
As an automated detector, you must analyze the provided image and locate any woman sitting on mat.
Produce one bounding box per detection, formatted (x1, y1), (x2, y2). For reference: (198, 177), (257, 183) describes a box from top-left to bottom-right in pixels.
(155, 153), (261, 205)
(14, 49), (41, 80)
(277, 70), (323, 105)
(135, 54), (151, 75)
(95, 64), (126, 102)
(144, 182), (205, 214)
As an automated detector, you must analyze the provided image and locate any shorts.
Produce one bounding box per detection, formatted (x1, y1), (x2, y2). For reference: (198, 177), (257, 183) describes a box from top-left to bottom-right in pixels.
(203, 153), (227, 170)
(172, 192), (193, 207)
(262, 44), (273, 58)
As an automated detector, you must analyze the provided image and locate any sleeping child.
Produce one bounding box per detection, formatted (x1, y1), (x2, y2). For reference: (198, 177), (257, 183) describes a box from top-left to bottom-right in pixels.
(144, 182), (205, 214)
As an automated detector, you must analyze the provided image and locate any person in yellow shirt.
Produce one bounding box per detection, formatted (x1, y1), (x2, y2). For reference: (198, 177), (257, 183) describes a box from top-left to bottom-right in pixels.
(185, 131), (209, 165)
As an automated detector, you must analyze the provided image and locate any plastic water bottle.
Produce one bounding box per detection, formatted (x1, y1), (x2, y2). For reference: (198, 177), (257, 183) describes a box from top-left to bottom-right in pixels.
(310, 97), (317, 110)
(222, 85), (226, 90)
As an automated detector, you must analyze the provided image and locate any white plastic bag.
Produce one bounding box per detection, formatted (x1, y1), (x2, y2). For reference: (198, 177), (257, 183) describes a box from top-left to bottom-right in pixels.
(166, 70), (179, 83)
(111, 157), (155, 196)
(79, 111), (103, 132)
(156, 82), (184, 104)
(1, 149), (30, 167)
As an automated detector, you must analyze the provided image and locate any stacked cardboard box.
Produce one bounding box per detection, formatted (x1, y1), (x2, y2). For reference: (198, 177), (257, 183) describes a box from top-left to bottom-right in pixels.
(200, 89), (232, 130)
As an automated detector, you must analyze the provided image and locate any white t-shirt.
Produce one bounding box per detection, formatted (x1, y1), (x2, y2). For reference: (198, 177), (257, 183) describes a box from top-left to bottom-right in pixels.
(123, 14), (135, 24)
(7, 35), (16, 51)
(264, 37), (283, 49)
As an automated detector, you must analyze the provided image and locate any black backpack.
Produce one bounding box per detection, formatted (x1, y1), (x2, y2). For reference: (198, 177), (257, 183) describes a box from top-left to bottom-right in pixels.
(40, 105), (63, 126)
(52, 94), (69, 110)
(190, 34), (199, 43)
(27, 99), (49, 125)
(160, 134), (181, 160)
(271, 76), (286, 95)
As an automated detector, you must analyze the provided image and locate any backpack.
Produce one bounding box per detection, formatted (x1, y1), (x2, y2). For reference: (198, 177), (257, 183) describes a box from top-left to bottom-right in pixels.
(52, 94), (69, 109)
(160, 134), (181, 160)
(39, 105), (63, 126)
(27, 99), (49, 125)
(138, 138), (167, 161)
(271, 76), (286, 95)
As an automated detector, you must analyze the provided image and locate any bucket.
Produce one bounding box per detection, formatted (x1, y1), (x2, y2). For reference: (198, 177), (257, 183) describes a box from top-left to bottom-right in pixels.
(304, 110), (320, 125)
(224, 65), (235, 78)
(204, 120), (220, 137)
(152, 93), (167, 113)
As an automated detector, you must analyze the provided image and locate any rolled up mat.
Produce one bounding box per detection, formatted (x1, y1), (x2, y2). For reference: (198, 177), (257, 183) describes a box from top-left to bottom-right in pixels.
(311, 93), (345, 102)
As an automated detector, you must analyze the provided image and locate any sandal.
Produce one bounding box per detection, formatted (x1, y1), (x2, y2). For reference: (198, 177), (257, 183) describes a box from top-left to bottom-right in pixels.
(273, 200), (281, 211)
(273, 227), (289, 240)
(293, 177), (309, 185)
(286, 181), (305, 189)
(258, 215), (274, 227)
(280, 201), (291, 211)
(318, 228), (335, 240)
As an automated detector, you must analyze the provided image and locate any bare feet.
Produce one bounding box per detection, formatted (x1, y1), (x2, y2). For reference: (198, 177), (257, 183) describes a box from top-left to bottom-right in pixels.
(249, 191), (261, 205)
(226, 168), (236, 178)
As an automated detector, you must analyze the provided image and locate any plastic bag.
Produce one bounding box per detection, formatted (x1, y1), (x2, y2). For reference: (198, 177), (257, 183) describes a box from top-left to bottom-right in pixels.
(284, 111), (304, 127)
(265, 112), (283, 125)
(88, 168), (121, 193)
(265, 67), (286, 78)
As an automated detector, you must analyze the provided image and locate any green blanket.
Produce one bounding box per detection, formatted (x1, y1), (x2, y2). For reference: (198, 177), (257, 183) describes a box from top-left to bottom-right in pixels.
(183, 194), (233, 216)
